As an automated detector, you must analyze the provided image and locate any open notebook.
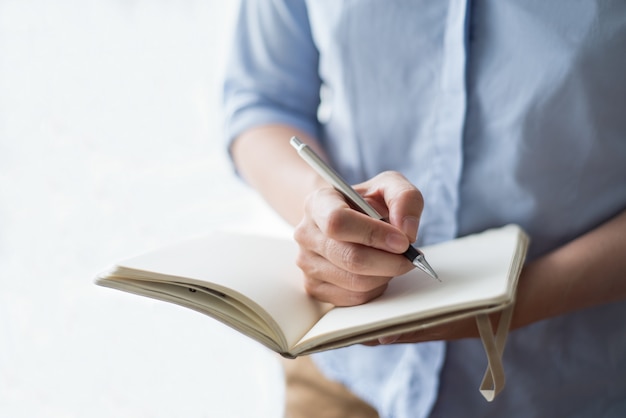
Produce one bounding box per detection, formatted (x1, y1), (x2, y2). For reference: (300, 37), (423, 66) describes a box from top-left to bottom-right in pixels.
(96, 224), (528, 400)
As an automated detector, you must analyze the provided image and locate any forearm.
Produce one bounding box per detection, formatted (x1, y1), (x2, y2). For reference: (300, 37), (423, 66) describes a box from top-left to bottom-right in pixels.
(231, 124), (328, 226)
(378, 209), (626, 344)
(513, 208), (626, 328)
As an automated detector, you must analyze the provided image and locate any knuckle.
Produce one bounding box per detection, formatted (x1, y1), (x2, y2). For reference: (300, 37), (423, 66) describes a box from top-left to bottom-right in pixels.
(339, 245), (367, 272)
(347, 273), (383, 293)
(293, 223), (307, 245)
(390, 184), (423, 205)
(320, 208), (349, 237)
(346, 285), (387, 306)
(294, 248), (321, 281)
(363, 226), (377, 247)
(346, 293), (371, 306)
(294, 249), (308, 270)
(302, 277), (319, 298)
(387, 189), (424, 222)
(408, 188), (424, 210)
(347, 274), (368, 293)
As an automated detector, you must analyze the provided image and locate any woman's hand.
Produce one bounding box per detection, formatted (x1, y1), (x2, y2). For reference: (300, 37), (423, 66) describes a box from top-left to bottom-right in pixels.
(233, 127), (626, 345)
(293, 171), (424, 306)
(368, 207), (626, 344)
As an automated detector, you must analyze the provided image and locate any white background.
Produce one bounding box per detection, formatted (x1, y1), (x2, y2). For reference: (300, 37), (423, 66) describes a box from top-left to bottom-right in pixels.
(0, 1), (289, 416)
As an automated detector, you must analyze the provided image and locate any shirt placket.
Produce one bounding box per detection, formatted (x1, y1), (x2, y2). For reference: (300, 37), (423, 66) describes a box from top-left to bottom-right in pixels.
(422, 0), (470, 244)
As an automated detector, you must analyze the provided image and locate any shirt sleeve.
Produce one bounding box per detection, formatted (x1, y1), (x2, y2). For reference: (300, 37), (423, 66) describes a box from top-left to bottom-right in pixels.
(222, 0), (322, 151)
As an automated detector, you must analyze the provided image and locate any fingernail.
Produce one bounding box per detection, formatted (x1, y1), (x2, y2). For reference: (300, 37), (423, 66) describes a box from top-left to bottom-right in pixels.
(386, 233), (408, 252)
(402, 217), (418, 241)
(378, 335), (399, 344)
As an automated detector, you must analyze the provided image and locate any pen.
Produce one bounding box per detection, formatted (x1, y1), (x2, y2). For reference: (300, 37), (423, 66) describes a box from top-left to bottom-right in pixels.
(290, 136), (439, 281)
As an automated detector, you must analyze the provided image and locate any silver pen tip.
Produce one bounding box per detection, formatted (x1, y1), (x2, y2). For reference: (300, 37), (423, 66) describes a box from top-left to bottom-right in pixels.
(414, 256), (440, 282)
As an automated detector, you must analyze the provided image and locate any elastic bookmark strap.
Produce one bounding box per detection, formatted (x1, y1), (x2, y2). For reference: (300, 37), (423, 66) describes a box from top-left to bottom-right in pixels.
(475, 303), (515, 401)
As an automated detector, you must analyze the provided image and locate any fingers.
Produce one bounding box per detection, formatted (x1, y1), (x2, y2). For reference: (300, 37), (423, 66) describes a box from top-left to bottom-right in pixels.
(305, 188), (411, 254)
(297, 186), (415, 275)
(294, 171), (424, 306)
(355, 171), (424, 242)
(363, 317), (482, 346)
(295, 246), (393, 306)
(294, 209), (411, 306)
(295, 211), (411, 277)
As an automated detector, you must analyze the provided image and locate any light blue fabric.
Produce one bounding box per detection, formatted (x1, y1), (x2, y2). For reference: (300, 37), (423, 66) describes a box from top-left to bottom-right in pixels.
(223, 1), (626, 417)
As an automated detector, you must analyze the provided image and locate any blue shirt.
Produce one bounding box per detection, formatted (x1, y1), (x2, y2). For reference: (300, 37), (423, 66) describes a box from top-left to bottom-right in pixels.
(223, 1), (626, 417)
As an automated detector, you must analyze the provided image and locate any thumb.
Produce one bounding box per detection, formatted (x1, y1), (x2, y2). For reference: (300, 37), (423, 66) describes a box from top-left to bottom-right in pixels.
(358, 171), (424, 242)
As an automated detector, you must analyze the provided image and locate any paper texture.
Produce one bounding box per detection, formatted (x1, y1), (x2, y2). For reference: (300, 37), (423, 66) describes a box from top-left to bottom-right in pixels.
(298, 225), (526, 346)
(107, 232), (331, 348)
(99, 225), (527, 354)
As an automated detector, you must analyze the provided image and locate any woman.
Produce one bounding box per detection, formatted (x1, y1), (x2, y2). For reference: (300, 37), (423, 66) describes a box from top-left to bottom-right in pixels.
(222, 1), (626, 416)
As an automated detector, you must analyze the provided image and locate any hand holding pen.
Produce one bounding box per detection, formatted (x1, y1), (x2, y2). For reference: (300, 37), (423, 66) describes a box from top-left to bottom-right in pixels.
(290, 137), (438, 307)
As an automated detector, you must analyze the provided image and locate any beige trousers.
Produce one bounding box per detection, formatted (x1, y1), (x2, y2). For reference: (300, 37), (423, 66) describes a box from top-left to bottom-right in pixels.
(282, 356), (380, 418)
